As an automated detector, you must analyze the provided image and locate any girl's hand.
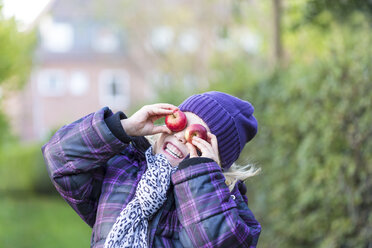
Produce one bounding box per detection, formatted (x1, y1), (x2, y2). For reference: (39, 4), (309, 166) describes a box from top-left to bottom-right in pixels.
(121, 103), (178, 136)
(186, 132), (220, 165)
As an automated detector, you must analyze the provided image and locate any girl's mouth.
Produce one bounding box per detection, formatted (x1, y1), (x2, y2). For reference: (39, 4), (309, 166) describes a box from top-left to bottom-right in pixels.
(163, 142), (184, 159)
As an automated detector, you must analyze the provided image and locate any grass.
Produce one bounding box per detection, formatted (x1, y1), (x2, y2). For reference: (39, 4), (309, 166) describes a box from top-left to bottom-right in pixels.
(0, 194), (91, 248)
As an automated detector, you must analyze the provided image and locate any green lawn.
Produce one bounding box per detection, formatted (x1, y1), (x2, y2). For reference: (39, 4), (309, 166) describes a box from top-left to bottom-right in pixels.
(0, 195), (91, 248)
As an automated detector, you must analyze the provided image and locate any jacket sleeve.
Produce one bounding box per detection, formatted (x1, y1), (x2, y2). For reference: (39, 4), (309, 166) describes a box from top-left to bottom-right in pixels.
(172, 158), (261, 248)
(41, 107), (129, 227)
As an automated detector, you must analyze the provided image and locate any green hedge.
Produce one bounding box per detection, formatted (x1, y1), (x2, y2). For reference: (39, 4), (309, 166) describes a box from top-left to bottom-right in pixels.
(208, 18), (372, 248)
(0, 142), (55, 194)
(0, 195), (91, 248)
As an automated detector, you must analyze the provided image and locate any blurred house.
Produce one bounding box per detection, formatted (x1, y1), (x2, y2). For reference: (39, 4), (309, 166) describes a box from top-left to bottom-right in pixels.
(4, 0), (263, 142)
(5, 0), (153, 142)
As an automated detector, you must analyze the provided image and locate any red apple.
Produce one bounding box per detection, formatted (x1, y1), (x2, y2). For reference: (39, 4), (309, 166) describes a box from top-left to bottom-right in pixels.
(184, 124), (208, 143)
(165, 109), (187, 132)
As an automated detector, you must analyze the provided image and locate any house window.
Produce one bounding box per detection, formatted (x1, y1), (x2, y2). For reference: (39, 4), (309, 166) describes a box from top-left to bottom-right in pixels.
(37, 69), (66, 96)
(150, 26), (174, 52)
(92, 27), (120, 53)
(40, 16), (74, 53)
(69, 71), (89, 96)
(99, 70), (130, 109)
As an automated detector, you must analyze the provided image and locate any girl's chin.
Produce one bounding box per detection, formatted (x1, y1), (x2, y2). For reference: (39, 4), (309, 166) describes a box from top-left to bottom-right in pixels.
(164, 154), (180, 167)
(158, 152), (180, 167)
(155, 145), (186, 167)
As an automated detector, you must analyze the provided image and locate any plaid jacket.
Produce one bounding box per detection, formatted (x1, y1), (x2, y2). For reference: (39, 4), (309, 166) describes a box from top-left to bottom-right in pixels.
(42, 107), (261, 248)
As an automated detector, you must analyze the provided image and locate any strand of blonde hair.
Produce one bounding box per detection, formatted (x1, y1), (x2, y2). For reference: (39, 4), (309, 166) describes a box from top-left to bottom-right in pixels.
(223, 163), (261, 191)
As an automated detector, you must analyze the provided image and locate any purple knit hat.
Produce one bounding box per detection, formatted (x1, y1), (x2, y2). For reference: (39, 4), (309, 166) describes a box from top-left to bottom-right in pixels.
(179, 91), (257, 170)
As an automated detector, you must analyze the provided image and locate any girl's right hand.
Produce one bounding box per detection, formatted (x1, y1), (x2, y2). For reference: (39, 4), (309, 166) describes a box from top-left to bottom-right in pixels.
(121, 103), (178, 136)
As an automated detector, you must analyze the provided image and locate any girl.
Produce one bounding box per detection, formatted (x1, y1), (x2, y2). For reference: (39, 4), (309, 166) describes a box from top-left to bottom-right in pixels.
(42, 91), (261, 248)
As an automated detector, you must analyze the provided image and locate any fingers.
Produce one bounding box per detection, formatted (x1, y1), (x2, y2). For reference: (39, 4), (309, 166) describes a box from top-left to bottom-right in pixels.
(126, 103), (178, 136)
(192, 137), (211, 153)
(149, 115), (166, 122)
(151, 125), (172, 135)
(145, 104), (178, 117)
(207, 132), (215, 145)
(191, 133), (220, 165)
(152, 103), (178, 110)
(186, 143), (198, 158)
(207, 132), (219, 156)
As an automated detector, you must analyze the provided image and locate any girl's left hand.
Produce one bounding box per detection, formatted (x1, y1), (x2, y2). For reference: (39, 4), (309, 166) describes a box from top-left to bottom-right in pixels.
(186, 132), (220, 166)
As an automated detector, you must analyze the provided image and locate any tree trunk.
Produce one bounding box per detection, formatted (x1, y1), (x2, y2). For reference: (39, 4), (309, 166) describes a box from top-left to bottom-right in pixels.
(273, 0), (283, 64)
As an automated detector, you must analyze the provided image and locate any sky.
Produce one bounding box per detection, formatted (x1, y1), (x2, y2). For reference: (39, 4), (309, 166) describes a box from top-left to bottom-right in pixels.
(2, 0), (51, 28)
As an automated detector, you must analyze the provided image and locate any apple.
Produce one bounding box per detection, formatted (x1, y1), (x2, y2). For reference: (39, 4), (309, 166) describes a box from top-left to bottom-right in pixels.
(184, 124), (208, 143)
(165, 109), (187, 132)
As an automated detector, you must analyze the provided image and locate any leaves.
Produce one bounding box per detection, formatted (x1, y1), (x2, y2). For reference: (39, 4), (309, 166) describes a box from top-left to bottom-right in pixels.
(208, 10), (372, 248)
(0, 15), (35, 89)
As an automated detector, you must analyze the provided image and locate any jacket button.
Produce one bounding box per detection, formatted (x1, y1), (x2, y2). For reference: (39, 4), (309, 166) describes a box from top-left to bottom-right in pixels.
(230, 195), (236, 200)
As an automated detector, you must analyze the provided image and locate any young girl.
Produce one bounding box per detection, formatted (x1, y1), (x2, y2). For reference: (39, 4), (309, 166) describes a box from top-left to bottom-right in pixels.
(42, 91), (261, 248)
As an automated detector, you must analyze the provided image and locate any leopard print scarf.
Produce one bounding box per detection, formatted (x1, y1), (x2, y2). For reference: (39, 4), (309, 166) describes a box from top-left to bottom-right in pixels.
(104, 147), (177, 248)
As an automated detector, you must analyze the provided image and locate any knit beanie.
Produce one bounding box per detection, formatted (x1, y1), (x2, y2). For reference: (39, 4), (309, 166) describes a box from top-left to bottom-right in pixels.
(179, 91), (257, 170)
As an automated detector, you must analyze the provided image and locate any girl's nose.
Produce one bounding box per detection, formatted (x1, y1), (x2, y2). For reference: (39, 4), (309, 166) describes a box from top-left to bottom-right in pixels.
(174, 130), (186, 143)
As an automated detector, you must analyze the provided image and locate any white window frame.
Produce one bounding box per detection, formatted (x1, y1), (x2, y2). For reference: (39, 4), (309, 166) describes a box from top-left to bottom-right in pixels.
(40, 17), (74, 53)
(150, 26), (174, 52)
(92, 28), (120, 53)
(69, 71), (90, 96)
(98, 69), (130, 109)
(37, 69), (66, 97)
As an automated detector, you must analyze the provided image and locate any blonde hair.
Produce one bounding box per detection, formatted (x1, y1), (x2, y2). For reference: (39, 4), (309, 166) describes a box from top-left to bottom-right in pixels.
(223, 163), (261, 191)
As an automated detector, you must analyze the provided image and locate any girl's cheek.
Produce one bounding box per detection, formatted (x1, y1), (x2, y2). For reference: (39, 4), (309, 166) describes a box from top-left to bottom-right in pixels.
(154, 134), (166, 154)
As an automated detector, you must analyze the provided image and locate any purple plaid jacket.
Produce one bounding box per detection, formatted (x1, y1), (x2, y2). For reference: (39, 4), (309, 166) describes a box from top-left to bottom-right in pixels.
(42, 107), (261, 248)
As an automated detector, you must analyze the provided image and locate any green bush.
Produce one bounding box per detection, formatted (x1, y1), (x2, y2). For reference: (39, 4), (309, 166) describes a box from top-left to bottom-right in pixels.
(0, 195), (91, 248)
(208, 18), (372, 248)
(0, 142), (55, 194)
